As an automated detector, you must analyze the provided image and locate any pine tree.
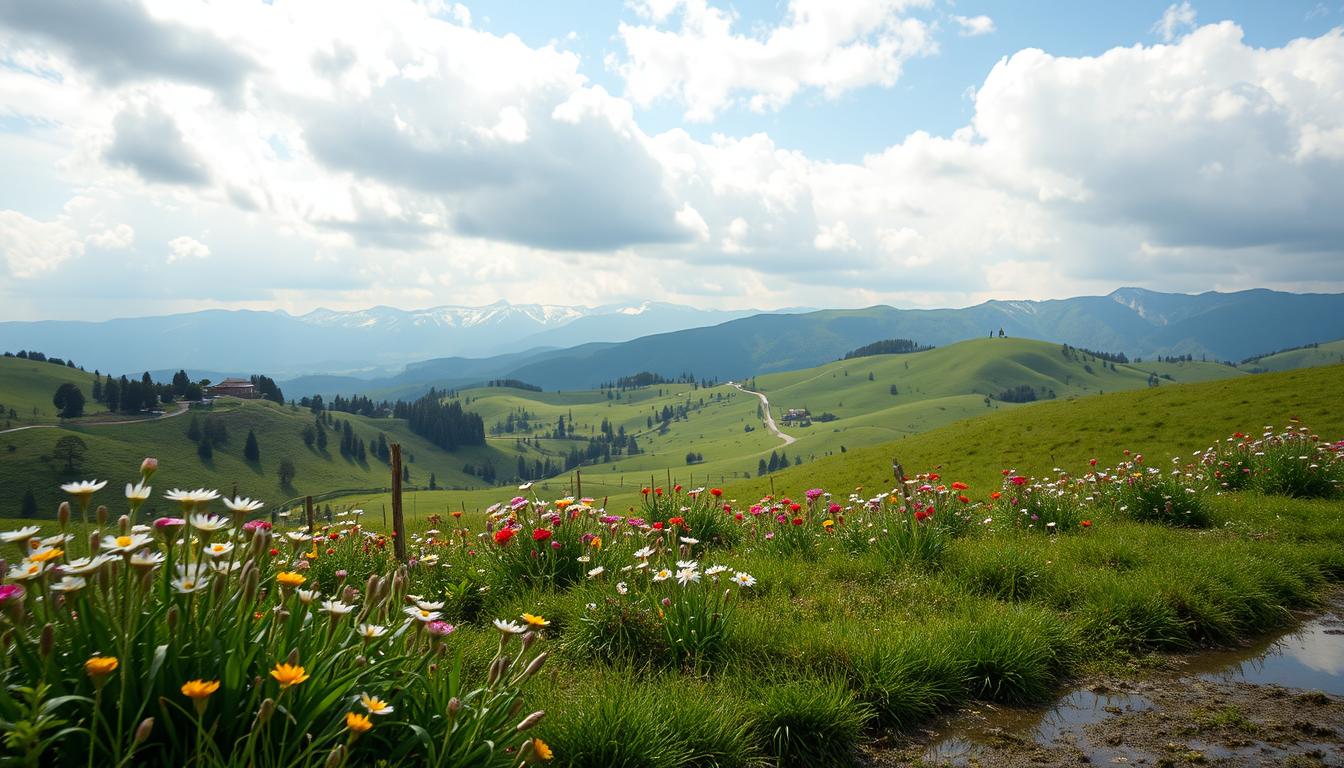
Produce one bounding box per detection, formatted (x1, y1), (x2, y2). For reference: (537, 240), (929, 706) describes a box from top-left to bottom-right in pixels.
(244, 429), (260, 462)
(20, 489), (37, 518)
(197, 438), (213, 461)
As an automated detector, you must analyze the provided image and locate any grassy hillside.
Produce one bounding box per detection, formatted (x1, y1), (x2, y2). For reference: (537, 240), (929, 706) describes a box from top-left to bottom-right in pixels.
(0, 396), (530, 519)
(323, 361), (1344, 527)
(1242, 339), (1344, 372)
(0, 355), (98, 426)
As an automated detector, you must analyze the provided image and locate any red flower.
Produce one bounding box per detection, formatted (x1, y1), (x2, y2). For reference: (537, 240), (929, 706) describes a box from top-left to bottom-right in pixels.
(655, 487), (664, 496)
(788, 503), (801, 513)
(957, 494), (970, 504)
(734, 513), (744, 521)
(991, 491), (1002, 500)
(710, 488), (723, 497)
(642, 487), (651, 496)
(928, 473), (940, 481)
(1080, 520), (1092, 528)
(532, 528), (552, 542)
(1009, 476), (1027, 486)
(1089, 458), (1098, 467)
(653, 522), (664, 530)
(668, 516), (685, 526)
(1000, 469), (1012, 476)
(494, 528), (516, 546)
(951, 481), (968, 491)
(268, 548), (279, 556)
(674, 484), (683, 492)
(914, 509), (932, 522)
(790, 517), (804, 526)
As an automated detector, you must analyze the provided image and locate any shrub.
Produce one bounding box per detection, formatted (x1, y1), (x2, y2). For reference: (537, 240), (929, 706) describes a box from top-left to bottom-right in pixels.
(1107, 467), (1210, 527)
(756, 679), (870, 768)
(1200, 427), (1344, 498)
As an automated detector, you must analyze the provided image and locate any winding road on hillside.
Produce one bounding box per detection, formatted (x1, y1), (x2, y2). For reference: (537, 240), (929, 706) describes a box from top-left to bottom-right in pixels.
(729, 382), (797, 446)
(0, 402), (191, 435)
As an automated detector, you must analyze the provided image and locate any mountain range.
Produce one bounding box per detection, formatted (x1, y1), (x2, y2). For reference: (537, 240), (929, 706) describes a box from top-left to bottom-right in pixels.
(280, 287), (1344, 398)
(0, 301), (765, 377)
(3, 288), (1342, 397)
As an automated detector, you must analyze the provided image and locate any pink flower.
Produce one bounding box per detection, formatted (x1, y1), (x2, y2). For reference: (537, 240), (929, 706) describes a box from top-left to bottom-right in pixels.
(242, 519), (272, 532)
(805, 488), (824, 501)
(154, 517), (186, 529)
(0, 584), (24, 603)
(427, 620), (456, 637)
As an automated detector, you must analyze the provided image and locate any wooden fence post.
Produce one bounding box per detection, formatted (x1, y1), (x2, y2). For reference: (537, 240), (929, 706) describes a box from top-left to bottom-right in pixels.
(576, 469), (582, 499)
(893, 457), (913, 507)
(391, 443), (406, 563)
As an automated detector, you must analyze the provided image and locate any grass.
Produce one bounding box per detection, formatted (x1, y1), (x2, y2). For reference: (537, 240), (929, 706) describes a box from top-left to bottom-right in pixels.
(1241, 338), (1344, 373)
(0, 355), (99, 426)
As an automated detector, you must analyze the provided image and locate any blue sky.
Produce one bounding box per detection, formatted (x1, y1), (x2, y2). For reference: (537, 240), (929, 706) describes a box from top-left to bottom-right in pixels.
(0, 0), (1342, 320)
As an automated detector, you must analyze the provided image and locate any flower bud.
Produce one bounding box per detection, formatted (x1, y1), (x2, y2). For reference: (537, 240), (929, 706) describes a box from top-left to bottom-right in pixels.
(519, 651), (548, 683)
(118, 514), (129, 534)
(522, 631), (537, 651)
(487, 657), (504, 686)
(324, 746), (345, 768)
(447, 697), (461, 719)
(58, 502), (70, 527)
(515, 710), (545, 731)
(39, 623), (54, 657)
(255, 698), (275, 727)
(355, 655), (367, 668)
(287, 648), (299, 666)
(140, 457), (158, 481)
(134, 717), (155, 744)
(167, 605), (179, 632)
(96, 505), (108, 527)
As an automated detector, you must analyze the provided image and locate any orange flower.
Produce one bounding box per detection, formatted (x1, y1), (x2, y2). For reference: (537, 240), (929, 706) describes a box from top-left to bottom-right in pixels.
(276, 571), (305, 588)
(269, 662), (309, 689)
(180, 679), (220, 700)
(345, 711), (373, 734)
(85, 656), (119, 678)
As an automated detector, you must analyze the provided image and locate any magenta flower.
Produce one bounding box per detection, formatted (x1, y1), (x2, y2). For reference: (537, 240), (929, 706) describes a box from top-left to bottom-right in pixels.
(0, 584), (24, 603)
(427, 620), (456, 637)
(154, 517), (186, 529)
(242, 519), (272, 532)
(805, 488), (824, 501)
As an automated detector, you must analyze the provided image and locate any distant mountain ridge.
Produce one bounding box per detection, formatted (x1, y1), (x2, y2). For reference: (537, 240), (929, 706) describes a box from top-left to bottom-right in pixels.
(282, 288), (1344, 398)
(0, 301), (766, 377)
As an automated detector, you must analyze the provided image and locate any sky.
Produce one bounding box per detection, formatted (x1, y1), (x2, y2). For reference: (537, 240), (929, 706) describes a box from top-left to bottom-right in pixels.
(0, 0), (1342, 321)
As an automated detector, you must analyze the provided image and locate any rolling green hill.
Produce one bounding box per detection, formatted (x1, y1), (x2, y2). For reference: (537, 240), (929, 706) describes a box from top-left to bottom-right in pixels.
(0, 356), (99, 426)
(0, 395), (532, 520)
(1241, 339), (1344, 373)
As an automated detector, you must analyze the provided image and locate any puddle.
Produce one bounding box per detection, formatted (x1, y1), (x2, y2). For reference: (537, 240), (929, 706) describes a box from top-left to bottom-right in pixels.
(1187, 606), (1344, 696)
(917, 605), (1344, 766)
(921, 688), (1152, 765)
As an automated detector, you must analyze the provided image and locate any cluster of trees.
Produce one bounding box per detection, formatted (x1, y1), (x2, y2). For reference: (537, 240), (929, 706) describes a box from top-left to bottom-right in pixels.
(491, 408), (538, 436)
(1059, 344), (1129, 365)
(393, 390), (486, 451)
(993, 385), (1040, 403)
(249, 375), (285, 404)
(842, 338), (929, 359)
(685, 451), (705, 465)
(462, 461), (499, 484)
(757, 450), (799, 476)
(5, 350), (81, 368)
(186, 414), (230, 460)
(302, 393), (390, 418)
(90, 372), (176, 415)
(487, 379), (542, 392)
(169, 371), (206, 401)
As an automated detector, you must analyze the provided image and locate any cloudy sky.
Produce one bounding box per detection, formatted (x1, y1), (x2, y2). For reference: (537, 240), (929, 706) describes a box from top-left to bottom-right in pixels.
(1, 0), (1342, 321)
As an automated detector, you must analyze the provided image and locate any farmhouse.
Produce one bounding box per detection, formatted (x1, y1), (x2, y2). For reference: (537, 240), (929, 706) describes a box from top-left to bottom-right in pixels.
(782, 408), (810, 421)
(205, 378), (257, 399)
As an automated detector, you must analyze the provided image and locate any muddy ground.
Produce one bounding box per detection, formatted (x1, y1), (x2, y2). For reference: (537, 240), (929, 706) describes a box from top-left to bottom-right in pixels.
(869, 609), (1344, 767)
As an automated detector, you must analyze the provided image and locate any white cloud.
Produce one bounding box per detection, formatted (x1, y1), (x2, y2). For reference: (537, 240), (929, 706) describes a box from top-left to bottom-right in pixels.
(952, 15), (995, 37)
(88, 224), (135, 249)
(0, 210), (85, 278)
(613, 0), (937, 121)
(1152, 2), (1197, 42)
(166, 235), (210, 263)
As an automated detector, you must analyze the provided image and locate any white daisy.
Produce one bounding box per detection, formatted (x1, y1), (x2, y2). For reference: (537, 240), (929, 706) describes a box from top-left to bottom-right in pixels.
(189, 513), (230, 532)
(101, 533), (154, 554)
(223, 496), (265, 513)
(171, 575), (210, 593)
(298, 589), (321, 604)
(404, 606), (441, 623)
(415, 600), (445, 611)
(492, 618), (527, 634)
(1, 526), (41, 544)
(676, 568), (700, 586)
(356, 623), (388, 639)
(616, 581), (629, 595)
(322, 599), (356, 616)
(733, 572), (756, 588)
(61, 480), (107, 497)
(705, 565), (729, 576)
(632, 546), (654, 559)
(7, 561), (44, 581)
(60, 555), (113, 575)
(125, 482), (152, 503)
(203, 542), (235, 558)
(652, 568), (672, 582)
(676, 560), (698, 570)
(587, 566), (605, 579)
(50, 575), (87, 593)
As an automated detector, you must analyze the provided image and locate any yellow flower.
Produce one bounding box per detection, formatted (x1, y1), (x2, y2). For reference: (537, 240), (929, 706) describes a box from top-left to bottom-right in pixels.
(532, 737), (554, 761)
(822, 520), (834, 529)
(27, 547), (63, 563)
(360, 692), (394, 715)
(269, 662), (310, 689)
(590, 536), (602, 550)
(181, 679), (220, 700)
(276, 571), (306, 588)
(521, 612), (549, 628)
(85, 656), (119, 677)
(345, 711), (373, 733)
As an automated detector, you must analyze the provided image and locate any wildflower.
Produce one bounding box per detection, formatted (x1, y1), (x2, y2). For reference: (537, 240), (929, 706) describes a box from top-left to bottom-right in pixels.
(0, 525), (41, 544)
(101, 533), (154, 554)
(27, 547), (63, 564)
(356, 623), (388, 639)
(415, 599), (446, 611)
(269, 662), (310, 689)
(532, 528), (552, 542)
(652, 568), (672, 582)
(426, 621), (455, 638)
(166, 488), (220, 512)
(493, 618), (527, 635)
(404, 606), (442, 623)
(180, 679), (221, 703)
(494, 528), (517, 546)
(1080, 520), (1093, 528)
(154, 517), (186, 531)
(7, 561), (44, 581)
(676, 559), (698, 569)
(616, 581), (629, 595)
(223, 496), (265, 513)
(345, 711), (373, 734)
(676, 568), (700, 586)
(0, 584), (24, 603)
(521, 613), (550, 628)
(203, 542), (234, 558)
(125, 482), (153, 505)
(85, 656), (119, 678)
(532, 737), (554, 761)
(680, 536), (699, 545)
(587, 566), (605, 579)
(632, 546), (654, 559)
(51, 576), (87, 593)
(60, 555), (112, 575)
(171, 574), (210, 594)
(189, 513), (230, 532)
(705, 565), (728, 576)
(276, 571), (306, 588)
(61, 480), (108, 500)
(360, 693), (394, 715)
(242, 519), (272, 533)
(709, 488), (723, 497)
(140, 457), (158, 479)
(733, 572), (756, 588)
(322, 599), (356, 616)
